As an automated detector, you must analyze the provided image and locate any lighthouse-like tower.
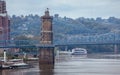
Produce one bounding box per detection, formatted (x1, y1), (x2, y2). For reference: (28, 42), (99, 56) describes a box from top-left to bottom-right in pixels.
(0, 0), (10, 46)
(39, 8), (54, 70)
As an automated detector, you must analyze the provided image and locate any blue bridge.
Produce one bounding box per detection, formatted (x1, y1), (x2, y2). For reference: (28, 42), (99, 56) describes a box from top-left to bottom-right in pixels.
(0, 39), (120, 48)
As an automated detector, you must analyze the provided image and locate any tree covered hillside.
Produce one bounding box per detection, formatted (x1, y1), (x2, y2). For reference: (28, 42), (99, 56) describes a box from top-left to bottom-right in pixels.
(10, 14), (120, 44)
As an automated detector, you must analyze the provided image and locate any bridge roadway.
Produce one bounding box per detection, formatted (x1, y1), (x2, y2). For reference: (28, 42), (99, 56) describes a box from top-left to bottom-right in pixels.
(0, 41), (120, 48)
(0, 44), (55, 48)
(55, 40), (120, 46)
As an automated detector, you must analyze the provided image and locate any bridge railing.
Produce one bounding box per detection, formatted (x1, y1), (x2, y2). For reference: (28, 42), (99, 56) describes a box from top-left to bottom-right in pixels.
(0, 40), (40, 47)
(54, 39), (120, 45)
(0, 39), (120, 47)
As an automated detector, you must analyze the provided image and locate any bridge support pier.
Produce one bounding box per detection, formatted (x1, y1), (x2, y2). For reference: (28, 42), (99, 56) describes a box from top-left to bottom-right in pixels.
(114, 44), (118, 54)
(39, 47), (54, 70)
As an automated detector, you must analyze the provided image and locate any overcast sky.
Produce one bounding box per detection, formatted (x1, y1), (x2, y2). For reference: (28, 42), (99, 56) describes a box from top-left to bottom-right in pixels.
(6, 0), (120, 19)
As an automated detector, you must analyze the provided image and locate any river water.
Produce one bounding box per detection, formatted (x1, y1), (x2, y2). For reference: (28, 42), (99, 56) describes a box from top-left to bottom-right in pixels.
(1, 54), (120, 75)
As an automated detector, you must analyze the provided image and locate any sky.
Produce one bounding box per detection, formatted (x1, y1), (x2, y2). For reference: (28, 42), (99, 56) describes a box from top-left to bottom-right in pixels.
(6, 0), (120, 19)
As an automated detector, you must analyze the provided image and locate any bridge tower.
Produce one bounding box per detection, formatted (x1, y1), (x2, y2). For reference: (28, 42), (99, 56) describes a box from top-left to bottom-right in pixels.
(39, 8), (54, 70)
(0, 0), (10, 49)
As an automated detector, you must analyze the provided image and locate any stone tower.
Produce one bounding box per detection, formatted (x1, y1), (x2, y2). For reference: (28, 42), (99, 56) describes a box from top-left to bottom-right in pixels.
(39, 8), (54, 70)
(41, 8), (53, 44)
(0, 0), (10, 46)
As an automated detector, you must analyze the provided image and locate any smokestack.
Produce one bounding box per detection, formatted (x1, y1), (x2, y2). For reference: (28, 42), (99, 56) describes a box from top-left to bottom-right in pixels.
(4, 50), (7, 63)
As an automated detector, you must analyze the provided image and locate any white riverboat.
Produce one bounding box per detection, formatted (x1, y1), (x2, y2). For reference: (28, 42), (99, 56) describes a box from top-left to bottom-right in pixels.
(71, 48), (87, 55)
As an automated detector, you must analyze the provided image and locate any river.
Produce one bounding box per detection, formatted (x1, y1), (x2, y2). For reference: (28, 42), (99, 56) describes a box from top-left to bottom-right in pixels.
(0, 54), (120, 75)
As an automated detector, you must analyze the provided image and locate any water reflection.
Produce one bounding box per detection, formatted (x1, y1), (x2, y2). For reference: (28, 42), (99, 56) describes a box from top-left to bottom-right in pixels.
(40, 70), (54, 75)
(0, 70), (10, 75)
(39, 64), (54, 75)
(39, 64), (54, 70)
(0, 54), (120, 75)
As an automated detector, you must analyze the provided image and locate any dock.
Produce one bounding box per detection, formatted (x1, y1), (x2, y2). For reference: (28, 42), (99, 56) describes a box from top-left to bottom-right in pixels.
(0, 59), (30, 69)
